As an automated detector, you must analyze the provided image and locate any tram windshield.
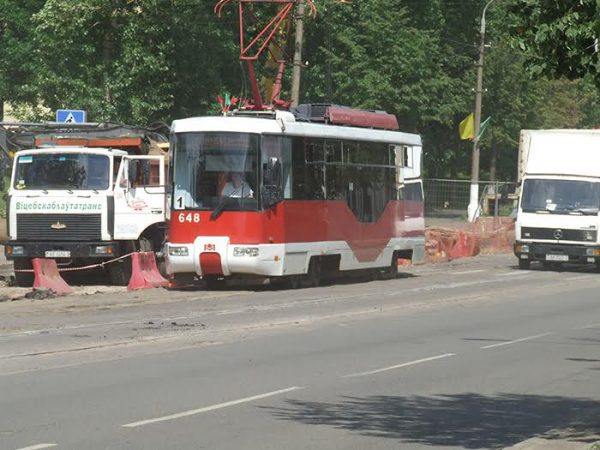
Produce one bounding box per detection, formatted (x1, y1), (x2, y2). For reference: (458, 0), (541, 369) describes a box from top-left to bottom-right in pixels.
(172, 132), (259, 211)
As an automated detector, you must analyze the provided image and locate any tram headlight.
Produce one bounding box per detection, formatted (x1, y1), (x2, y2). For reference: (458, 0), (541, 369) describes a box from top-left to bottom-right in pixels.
(233, 247), (260, 257)
(169, 246), (189, 257)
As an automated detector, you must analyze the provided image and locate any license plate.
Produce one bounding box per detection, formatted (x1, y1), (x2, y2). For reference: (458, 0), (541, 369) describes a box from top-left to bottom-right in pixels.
(45, 250), (71, 258)
(546, 254), (568, 262)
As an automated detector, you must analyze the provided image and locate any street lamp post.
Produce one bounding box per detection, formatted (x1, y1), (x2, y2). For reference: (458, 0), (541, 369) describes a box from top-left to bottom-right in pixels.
(467, 0), (496, 222)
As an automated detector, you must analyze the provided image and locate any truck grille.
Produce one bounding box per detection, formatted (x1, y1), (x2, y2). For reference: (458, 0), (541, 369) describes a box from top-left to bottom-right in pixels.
(521, 227), (596, 242)
(17, 214), (102, 241)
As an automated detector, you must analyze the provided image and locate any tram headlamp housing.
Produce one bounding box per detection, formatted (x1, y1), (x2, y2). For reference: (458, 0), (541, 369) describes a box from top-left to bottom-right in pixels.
(169, 246), (189, 257)
(233, 247), (259, 257)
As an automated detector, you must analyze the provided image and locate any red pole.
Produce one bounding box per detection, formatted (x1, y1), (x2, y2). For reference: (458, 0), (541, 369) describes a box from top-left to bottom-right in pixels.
(245, 61), (264, 110)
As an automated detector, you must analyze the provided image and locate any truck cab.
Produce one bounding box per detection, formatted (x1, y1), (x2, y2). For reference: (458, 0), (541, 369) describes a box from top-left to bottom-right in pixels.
(4, 146), (166, 286)
(514, 130), (600, 270)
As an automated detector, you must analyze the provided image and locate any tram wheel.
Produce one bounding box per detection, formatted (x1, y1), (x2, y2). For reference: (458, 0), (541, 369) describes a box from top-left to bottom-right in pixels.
(204, 276), (226, 290)
(282, 275), (301, 289)
(302, 257), (322, 288)
(379, 252), (399, 280)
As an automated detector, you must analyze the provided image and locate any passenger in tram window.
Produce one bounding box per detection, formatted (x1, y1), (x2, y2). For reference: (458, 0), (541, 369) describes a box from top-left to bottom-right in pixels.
(221, 171), (254, 198)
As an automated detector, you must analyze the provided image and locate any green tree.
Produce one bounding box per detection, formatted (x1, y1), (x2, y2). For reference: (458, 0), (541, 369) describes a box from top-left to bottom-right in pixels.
(301, 0), (482, 178)
(507, 0), (599, 84)
(29, 0), (240, 124)
(0, 0), (46, 118)
(31, 0), (175, 124)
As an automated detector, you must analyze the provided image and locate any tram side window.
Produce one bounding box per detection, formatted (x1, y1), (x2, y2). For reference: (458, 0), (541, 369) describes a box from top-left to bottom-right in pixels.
(404, 181), (424, 201)
(289, 136), (400, 222)
(291, 137), (325, 200)
(261, 135), (293, 200)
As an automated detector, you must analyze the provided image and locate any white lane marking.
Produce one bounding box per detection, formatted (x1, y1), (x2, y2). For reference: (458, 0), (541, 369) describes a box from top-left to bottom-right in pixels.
(341, 353), (456, 378)
(577, 323), (600, 330)
(122, 386), (303, 428)
(453, 269), (486, 275)
(14, 444), (58, 450)
(564, 275), (590, 281)
(480, 332), (554, 349)
(495, 271), (531, 277)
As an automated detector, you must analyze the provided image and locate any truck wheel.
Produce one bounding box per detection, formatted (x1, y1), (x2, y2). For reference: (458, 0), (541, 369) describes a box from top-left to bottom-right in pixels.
(138, 237), (153, 252)
(13, 258), (34, 287)
(518, 259), (530, 270)
(108, 261), (131, 286)
(107, 238), (153, 286)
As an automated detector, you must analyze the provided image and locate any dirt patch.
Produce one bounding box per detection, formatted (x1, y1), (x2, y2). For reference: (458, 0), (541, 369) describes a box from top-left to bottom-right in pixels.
(0, 217), (6, 241)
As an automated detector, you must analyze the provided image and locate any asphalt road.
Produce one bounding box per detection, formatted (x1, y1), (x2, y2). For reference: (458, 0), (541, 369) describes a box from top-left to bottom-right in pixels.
(1, 254), (600, 449)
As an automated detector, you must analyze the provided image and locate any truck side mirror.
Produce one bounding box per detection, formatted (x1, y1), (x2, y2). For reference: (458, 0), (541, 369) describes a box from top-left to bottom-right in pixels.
(128, 161), (138, 186)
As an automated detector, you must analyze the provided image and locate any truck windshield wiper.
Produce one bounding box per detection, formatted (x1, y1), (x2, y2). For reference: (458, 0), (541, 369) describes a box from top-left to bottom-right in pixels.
(569, 208), (598, 215)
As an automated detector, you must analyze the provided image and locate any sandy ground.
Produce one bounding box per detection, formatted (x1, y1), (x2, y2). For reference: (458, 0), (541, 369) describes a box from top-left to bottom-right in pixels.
(0, 217), (6, 241)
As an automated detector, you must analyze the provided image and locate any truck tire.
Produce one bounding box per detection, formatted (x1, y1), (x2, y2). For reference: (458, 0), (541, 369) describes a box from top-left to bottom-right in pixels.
(518, 259), (530, 270)
(108, 260), (131, 286)
(107, 238), (154, 286)
(13, 258), (34, 287)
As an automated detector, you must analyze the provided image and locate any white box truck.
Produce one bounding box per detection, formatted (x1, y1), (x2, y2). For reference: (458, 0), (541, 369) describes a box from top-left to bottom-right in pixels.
(4, 146), (166, 286)
(514, 129), (600, 270)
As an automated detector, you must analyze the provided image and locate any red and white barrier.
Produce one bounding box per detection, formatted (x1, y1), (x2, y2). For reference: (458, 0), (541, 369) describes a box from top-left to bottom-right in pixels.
(32, 258), (73, 295)
(127, 251), (169, 291)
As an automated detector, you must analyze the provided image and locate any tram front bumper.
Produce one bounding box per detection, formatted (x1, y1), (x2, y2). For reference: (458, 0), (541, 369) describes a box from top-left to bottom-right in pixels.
(164, 240), (285, 277)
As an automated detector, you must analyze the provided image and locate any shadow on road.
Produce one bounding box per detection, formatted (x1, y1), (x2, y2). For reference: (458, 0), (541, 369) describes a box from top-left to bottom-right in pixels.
(263, 393), (600, 448)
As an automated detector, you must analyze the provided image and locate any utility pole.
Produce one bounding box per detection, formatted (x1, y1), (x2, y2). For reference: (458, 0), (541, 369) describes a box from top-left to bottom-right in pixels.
(290, 0), (305, 108)
(467, 0), (496, 222)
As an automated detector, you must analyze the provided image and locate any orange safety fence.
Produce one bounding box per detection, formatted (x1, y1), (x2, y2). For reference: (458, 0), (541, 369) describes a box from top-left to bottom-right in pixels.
(426, 217), (515, 263)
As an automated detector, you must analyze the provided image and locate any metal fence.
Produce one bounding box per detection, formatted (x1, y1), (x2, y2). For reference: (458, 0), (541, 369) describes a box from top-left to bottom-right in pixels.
(424, 179), (518, 218)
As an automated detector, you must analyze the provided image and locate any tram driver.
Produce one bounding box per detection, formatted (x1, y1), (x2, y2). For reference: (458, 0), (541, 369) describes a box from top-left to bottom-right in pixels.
(221, 171), (254, 198)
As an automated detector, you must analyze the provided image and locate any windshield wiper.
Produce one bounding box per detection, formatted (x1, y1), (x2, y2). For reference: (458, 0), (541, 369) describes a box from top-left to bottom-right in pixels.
(569, 208), (598, 215)
(521, 208), (549, 213)
(210, 197), (230, 220)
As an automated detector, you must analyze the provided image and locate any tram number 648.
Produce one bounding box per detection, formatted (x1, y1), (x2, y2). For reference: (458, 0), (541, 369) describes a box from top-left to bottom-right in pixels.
(178, 213), (200, 223)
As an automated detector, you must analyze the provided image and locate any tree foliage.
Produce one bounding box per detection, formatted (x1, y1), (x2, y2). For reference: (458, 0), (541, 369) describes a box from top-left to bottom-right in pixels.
(0, 0), (599, 182)
(0, 0), (46, 106)
(507, 0), (599, 84)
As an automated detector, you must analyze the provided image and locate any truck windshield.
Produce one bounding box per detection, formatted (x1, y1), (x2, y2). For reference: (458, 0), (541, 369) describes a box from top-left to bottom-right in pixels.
(521, 179), (600, 214)
(172, 132), (259, 211)
(13, 153), (110, 190)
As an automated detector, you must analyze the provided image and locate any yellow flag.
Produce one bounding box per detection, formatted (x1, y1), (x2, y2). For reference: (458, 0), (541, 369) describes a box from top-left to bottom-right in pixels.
(459, 112), (475, 140)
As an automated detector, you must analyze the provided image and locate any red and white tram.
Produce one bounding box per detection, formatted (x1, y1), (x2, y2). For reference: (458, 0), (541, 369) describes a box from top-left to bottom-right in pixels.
(164, 104), (425, 287)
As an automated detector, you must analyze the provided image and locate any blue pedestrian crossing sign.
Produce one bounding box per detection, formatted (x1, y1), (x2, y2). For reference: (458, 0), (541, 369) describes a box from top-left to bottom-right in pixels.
(56, 109), (86, 123)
